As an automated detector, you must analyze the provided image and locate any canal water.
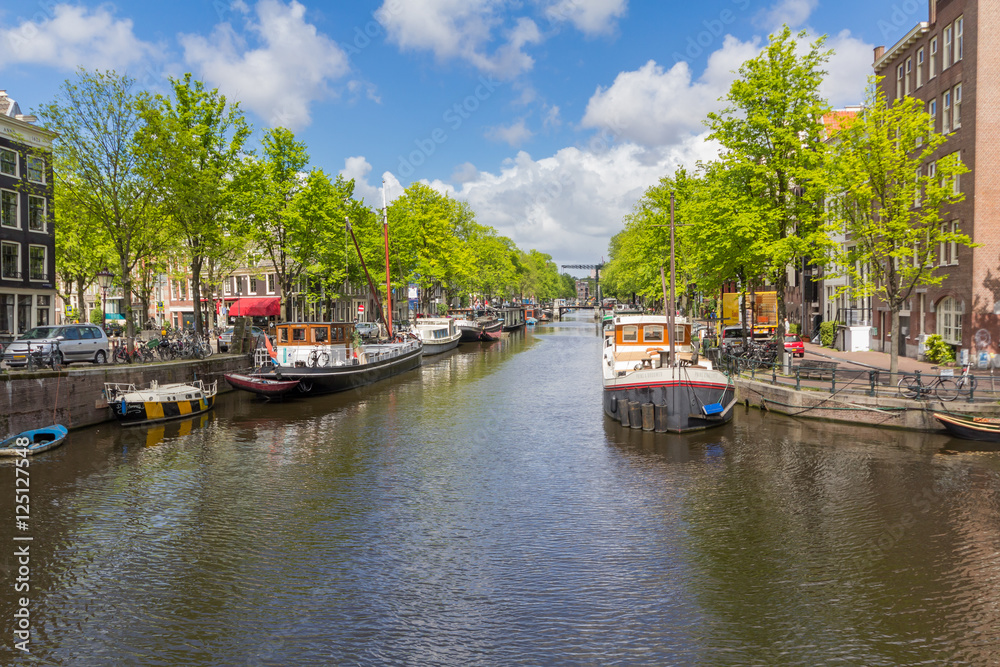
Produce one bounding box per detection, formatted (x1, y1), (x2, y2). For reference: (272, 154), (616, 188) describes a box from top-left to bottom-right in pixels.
(3, 314), (1000, 665)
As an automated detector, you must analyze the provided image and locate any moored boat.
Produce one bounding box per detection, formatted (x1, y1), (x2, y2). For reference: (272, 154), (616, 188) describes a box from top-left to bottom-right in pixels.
(933, 412), (1000, 442)
(251, 321), (423, 395)
(105, 379), (217, 426)
(603, 314), (736, 433)
(224, 372), (301, 399)
(448, 309), (484, 343)
(0, 424), (69, 456)
(479, 316), (503, 341)
(499, 306), (526, 331)
(412, 317), (461, 355)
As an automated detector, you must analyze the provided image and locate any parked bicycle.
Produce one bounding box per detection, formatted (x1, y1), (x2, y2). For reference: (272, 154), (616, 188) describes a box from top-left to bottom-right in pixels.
(25, 338), (62, 371)
(954, 360), (978, 399)
(897, 368), (960, 401)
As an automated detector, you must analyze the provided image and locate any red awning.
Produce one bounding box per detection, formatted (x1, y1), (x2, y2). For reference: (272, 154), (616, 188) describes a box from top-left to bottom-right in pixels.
(228, 297), (280, 317)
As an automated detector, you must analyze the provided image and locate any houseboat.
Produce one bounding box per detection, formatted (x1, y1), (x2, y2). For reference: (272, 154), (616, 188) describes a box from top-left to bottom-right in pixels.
(412, 317), (461, 355)
(499, 306), (527, 331)
(602, 314), (736, 433)
(250, 321), (422, 395)
(105, 379), (217, 426)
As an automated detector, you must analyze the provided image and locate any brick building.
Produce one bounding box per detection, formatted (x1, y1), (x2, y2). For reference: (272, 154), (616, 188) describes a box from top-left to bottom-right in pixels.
(0, 91), (57, 342)
(872, 0), (997, 359)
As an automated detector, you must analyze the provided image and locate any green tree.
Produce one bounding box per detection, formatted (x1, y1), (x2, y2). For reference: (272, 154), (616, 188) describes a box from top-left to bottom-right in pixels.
(136, 74), (252, 335)
(37, 70), (167, 343)
(822, 81), (970, 375)
(707, 26), (831, 340)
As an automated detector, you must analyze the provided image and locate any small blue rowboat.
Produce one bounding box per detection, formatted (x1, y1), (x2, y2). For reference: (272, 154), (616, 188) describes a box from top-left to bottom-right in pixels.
(0, 425), (69, 456)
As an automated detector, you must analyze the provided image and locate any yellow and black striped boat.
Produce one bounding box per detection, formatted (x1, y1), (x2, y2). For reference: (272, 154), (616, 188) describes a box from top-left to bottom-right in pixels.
(105, 379), (217, 426)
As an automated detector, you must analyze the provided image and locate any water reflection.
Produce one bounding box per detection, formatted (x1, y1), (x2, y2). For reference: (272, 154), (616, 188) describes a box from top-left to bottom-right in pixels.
(1, 314), (998, 664)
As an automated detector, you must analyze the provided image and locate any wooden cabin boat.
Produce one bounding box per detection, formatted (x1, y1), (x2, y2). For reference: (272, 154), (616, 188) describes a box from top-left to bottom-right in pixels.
(0, 424), (68, 456)
(602, 314), (735, 433)
(412, 317), (461, 355)
(250, 322), (422, 395)
(105, 380), (217, 426)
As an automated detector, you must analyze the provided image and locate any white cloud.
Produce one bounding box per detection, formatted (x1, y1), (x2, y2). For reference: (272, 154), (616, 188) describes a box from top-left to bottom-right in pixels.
(340, 156), (382, 205)
(756, 0), (818, 31)
(544, 0), (627, 36)
(485, 119), (533, 146)
(180, 0), (350, 130)
(821, 30), (874, 107)
(401, 135), (719, 263)
(581, 36), (760, 147)
(375, 0), (542, 78)
(0, 4), (158, 71)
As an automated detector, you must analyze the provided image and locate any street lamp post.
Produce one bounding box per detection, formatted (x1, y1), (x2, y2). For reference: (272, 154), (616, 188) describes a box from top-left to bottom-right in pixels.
(96, 268), (114, 331)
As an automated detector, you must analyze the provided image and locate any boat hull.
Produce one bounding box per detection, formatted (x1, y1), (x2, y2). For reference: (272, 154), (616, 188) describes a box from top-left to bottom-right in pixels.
(480, 322), (503, 341)
(257, 345), (423, 395)
(0, 425), (69, 456)
(225, 373), (300, 398)
(458, 325), (482, 342)
(934, 413), (1000, 442)
(111, 395), (216, 426)
(603, 368), (736, 433)
(422, 337), (461, 355)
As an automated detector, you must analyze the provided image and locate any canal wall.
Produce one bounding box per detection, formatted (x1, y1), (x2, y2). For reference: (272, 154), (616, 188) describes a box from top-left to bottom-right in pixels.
(734, 377), (1000, 432)
(0, 356), (248, 434)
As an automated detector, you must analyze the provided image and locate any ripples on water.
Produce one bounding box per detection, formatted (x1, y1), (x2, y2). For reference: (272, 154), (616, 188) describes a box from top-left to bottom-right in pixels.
(2, 315), (1000, 665)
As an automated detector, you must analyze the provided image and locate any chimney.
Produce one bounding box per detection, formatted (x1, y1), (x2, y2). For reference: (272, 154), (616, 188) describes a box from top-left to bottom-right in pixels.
(929, 0), (936, 24)
(873, 45), (885, 63)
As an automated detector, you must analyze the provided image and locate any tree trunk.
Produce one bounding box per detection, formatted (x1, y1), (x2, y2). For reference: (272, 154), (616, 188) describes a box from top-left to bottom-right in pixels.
(191, 256), (204, 336)
(890, 307), (900, 377)
(76, 277), (86, 324)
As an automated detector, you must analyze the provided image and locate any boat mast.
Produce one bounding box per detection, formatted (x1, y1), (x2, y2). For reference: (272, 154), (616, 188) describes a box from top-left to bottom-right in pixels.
(382, 180), (393, 336)
(345, 217), (387, 335)
(668, 192), (676, 366)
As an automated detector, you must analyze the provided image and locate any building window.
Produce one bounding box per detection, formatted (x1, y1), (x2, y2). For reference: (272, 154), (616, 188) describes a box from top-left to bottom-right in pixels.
(896, 64), (903, 99)
(916, 48), (924, 87)
(953, 83), (962, 129)
(250, 277), (258, 294)
(17, 295), (30, 333)
(915, 167), (922, 207)
(1, 190), (17, 228)
(905, 57), (912, 95)
(36, 295), (49, 327)
(937, 296), (961, 344)
(951, 152), (961, 194)
(0, 148), (16, 176)
(942, 92), (951, 133)
(928, 161), (937, 188)
(28, 196), (46, 232)
(939, 220), (959, 266)
(929, 37), (938, 78)
(224, 279), (231, 295)
(943, 24), (953, 69)
(955, 16), (963, 62)
(1, 241), (19, 279)
(928, 99), (937, 132)
(26, 156), (45, 184)
(267, 274), (275, 294)
(28, 246), (45, 281)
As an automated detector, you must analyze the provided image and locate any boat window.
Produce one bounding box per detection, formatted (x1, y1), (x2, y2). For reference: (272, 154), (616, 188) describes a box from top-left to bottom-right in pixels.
(622, 325), (638, 342)
(292, 328), (307, 342)
(278, 328), (290, 343)
(313, 327), (329, 343)
(674, 325), (688, 344)
(332, 326), (345, 342)
(643, 325), (664, 342)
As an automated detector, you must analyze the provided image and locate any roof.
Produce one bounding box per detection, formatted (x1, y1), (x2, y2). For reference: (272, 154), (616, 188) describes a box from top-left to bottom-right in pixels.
(874, 22), (930, 72)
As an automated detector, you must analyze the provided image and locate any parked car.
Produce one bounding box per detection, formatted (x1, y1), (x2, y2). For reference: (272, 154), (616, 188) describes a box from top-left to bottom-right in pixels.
(354, 321), (380, 339)
(721, 325), (749, 352)
(2, 324), (109, 367)
(784, 334), (804, 358)
(218, 326), (267, 352)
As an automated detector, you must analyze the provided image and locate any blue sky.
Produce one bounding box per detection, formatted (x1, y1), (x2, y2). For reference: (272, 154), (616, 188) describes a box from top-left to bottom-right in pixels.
(0, 0), (914, 273)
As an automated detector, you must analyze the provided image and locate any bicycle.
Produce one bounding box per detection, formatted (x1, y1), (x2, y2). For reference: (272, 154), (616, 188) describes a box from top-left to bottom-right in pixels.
(897, 367), (960, 401)
(954, 360), (978, 399)
(25, 339), (62, 371)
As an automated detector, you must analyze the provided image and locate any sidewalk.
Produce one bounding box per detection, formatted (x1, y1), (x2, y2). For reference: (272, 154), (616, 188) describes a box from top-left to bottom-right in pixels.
(801, 341), (990, 377)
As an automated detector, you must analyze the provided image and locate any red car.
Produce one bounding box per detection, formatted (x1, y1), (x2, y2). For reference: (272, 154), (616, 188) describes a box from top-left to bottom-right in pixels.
(784, 334), (804, 358)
